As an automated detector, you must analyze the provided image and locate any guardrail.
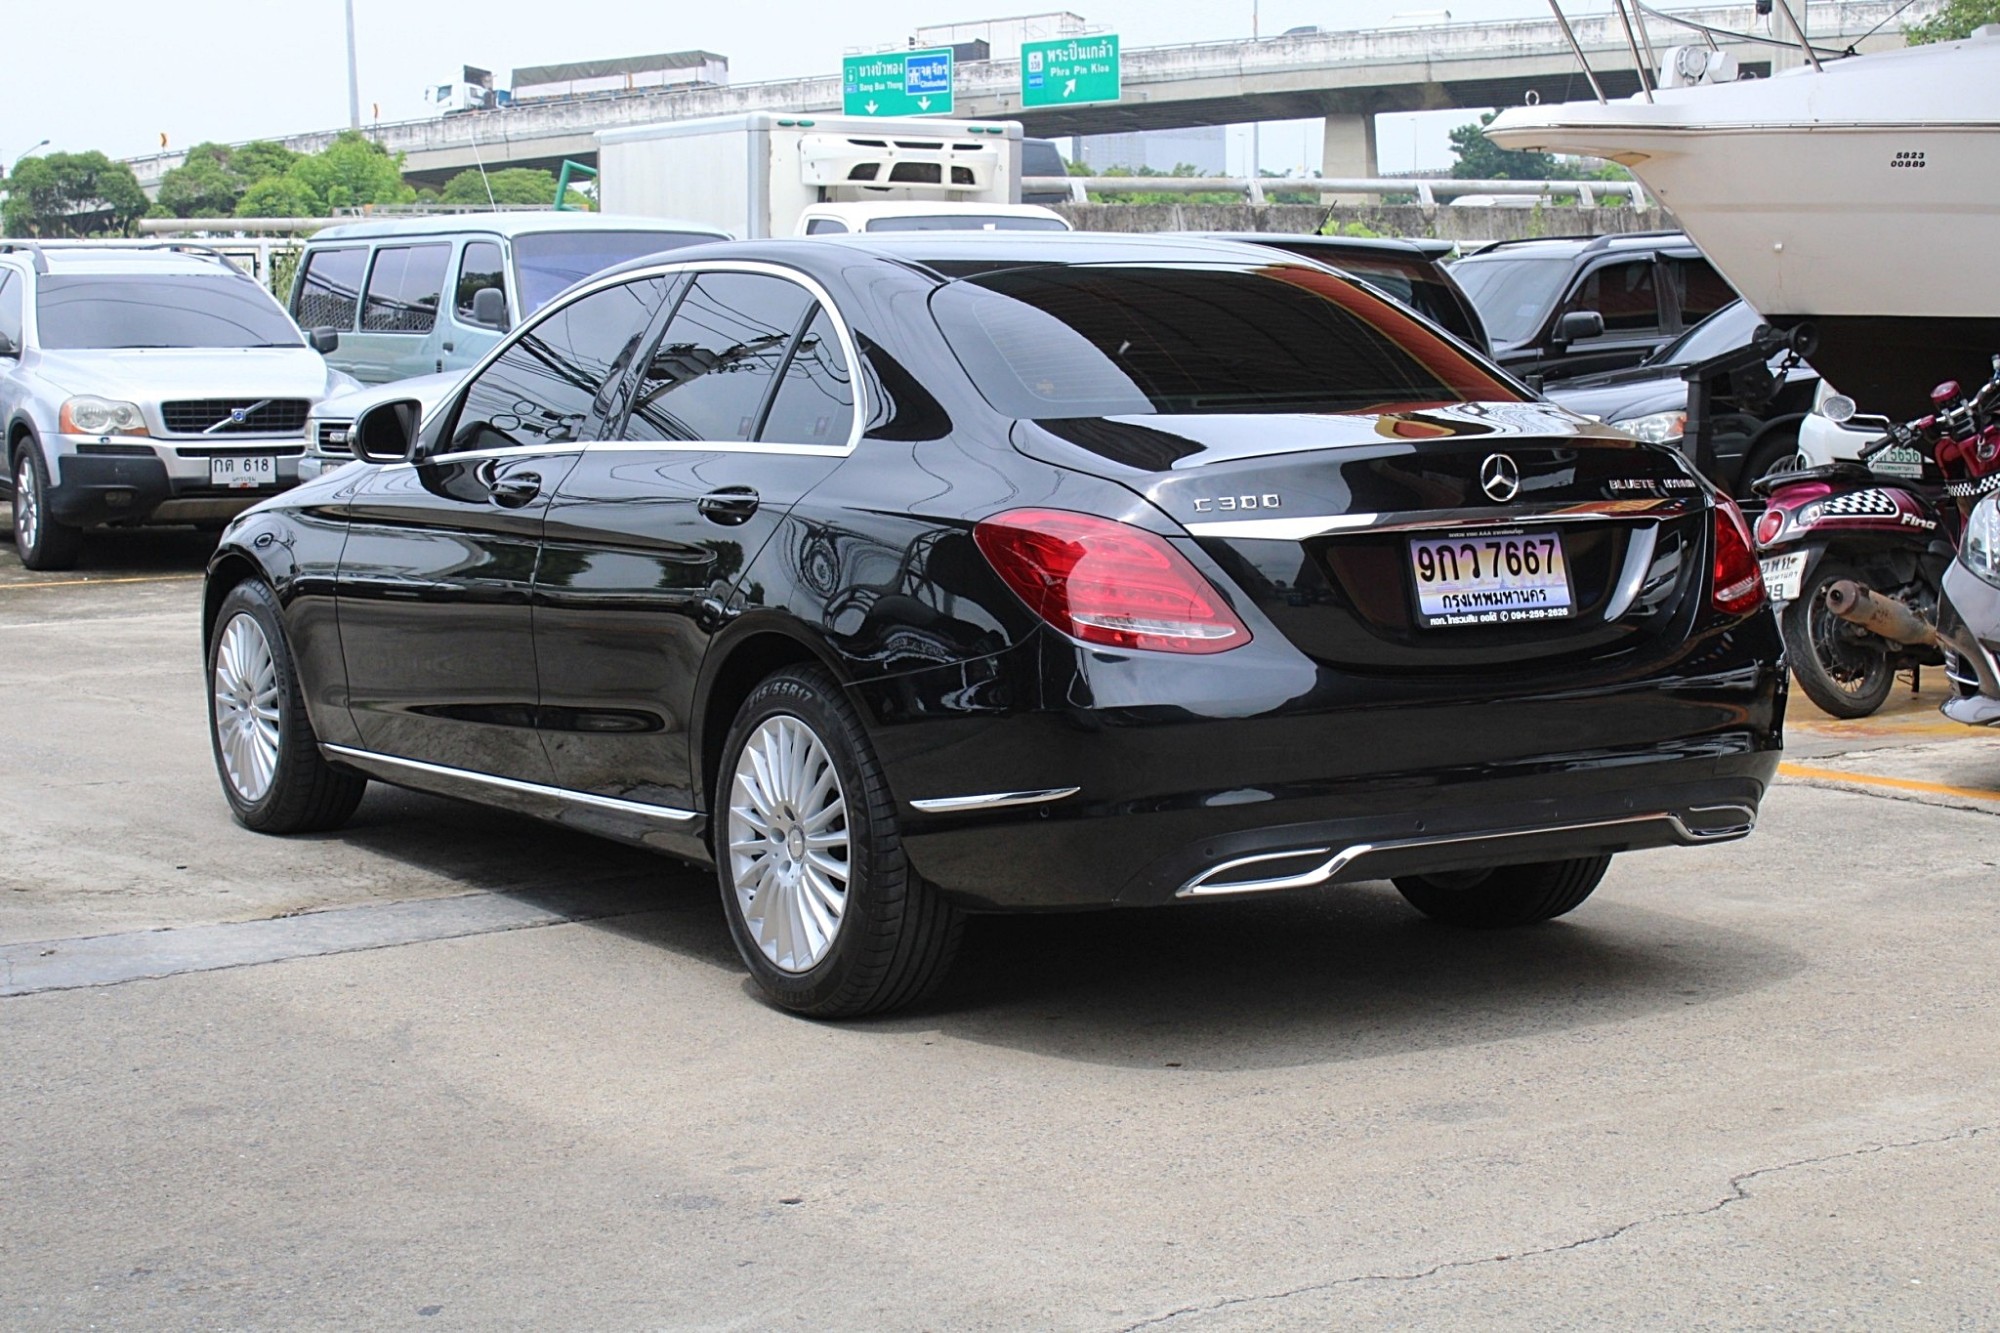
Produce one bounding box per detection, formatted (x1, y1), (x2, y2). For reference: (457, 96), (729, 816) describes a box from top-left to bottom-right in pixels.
(1029, 176), (1650, 208)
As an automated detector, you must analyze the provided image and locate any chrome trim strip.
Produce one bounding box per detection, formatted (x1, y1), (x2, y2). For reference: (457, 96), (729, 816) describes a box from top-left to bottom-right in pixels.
(1600, 522), (1659, 622)
(322, 744), (698, 823)
(1175, 809), (1750, 898)
(909, 786), (1082, 813)
(1183, 500), (1690, 544)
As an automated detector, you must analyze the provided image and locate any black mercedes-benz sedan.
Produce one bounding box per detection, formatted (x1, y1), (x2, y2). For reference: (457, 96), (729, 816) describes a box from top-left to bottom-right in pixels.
(201, 233), (1785, 1017)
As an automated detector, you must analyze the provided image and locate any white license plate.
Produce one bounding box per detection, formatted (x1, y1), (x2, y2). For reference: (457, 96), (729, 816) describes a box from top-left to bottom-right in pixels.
(1869, 445), (1924, 479)
(210, 455), (277, 488)
(1760, 550), (1807, 603)
(1408, 530), (1573, 627)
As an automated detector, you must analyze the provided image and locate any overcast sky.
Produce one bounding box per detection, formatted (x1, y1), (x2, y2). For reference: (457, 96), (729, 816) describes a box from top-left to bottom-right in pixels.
(4, 0), (1606, 175)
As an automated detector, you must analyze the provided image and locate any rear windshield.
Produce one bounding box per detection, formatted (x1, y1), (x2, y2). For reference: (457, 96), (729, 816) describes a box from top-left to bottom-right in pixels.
(1449, 254), (1573, 344)
(930, 262), (1521, 418)
(36, 275), (302, 350)
(864, 214), (1069, 233)
(512, 230), (716, 315)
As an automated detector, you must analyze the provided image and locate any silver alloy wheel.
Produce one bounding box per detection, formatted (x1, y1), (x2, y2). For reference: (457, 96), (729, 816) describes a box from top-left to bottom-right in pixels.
(212, 612), (283, 803)
(727, 713), (852, 974)
(14, 454), (39, 552)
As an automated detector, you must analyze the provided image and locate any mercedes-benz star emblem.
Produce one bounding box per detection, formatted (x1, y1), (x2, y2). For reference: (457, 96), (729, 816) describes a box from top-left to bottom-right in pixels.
(1480, 452), (1521, 503)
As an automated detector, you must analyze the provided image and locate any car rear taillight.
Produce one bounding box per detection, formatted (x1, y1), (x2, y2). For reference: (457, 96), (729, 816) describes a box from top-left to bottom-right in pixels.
(972, 508), (1251, 654)
(1712, 498), (1766, 616)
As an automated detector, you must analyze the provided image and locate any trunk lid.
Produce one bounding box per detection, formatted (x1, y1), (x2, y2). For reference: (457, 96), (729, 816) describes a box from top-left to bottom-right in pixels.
(1013, 403), (1711, 672)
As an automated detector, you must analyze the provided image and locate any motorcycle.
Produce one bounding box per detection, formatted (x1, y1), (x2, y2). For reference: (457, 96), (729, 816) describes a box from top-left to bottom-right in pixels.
(1750, 364), (2000, 718)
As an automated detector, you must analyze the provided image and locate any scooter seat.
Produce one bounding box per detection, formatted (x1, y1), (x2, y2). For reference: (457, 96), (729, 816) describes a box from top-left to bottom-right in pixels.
(1750, 461), (1877, 497)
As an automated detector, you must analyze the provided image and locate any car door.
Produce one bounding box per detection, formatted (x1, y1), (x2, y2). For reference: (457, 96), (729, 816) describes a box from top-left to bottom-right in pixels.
(1539, 255), (1667, 382)
(292, 245), (369, 380)
(352, 242), (454, 384)
(535, 266), (858, 811)
(441, 238), (511, 374)
(335, 273), (675, 781)
(0, 268), (25, 497)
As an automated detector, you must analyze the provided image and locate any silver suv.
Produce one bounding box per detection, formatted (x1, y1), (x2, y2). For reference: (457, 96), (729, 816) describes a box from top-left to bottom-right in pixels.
(0, 244), (357, 569)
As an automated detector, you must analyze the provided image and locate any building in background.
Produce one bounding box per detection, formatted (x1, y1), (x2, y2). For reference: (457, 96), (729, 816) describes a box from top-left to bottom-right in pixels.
(1077, 126), (1226, 175)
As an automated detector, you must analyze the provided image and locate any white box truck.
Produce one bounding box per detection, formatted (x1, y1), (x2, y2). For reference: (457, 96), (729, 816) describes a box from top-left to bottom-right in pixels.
(597, 112), (1038, 239)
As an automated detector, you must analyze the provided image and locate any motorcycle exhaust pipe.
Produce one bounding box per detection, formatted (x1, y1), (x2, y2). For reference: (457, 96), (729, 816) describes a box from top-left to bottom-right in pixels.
(1823, 580), (1938, 647)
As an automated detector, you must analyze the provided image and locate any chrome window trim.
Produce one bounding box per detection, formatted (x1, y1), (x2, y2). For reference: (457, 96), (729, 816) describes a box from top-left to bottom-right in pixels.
(590, 260), (868, 459)
(908, 786), (1082, 813)
(323, 744), (698, 823)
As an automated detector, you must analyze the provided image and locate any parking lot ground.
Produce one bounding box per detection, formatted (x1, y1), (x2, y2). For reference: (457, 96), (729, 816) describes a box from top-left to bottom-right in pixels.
(4, 528), (1999, 1330)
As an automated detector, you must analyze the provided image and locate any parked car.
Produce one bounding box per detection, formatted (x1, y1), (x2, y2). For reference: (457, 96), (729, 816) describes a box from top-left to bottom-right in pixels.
(0, 243), (356, 570)
(1546, 299), (1818, 495)
(204, 233), (1783, 1018)
(300, 370), (466, 481)
(1019, 137), (1072, 207)
(1448, 231), (1737, 387)
(1191, 232), (1490, 354)
(290, 213), (727, 385)
(795, 202), (1071, 235)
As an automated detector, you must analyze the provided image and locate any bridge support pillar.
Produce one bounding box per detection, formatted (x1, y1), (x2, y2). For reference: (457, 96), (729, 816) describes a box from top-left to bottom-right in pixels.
(1319, 114), (1379, 204)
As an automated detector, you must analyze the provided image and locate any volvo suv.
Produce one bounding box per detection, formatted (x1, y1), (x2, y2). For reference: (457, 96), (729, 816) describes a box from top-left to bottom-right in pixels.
(0, 244), (355, 569)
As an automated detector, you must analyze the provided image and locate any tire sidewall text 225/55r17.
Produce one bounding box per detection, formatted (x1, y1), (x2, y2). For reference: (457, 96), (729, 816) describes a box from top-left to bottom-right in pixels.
(716, 666), (962, 1018)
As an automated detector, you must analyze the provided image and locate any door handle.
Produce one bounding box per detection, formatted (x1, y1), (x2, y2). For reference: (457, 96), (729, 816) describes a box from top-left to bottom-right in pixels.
(697, 486), (760, 525)
(441, 340), (455, 352)
(489, 472), (542, 508)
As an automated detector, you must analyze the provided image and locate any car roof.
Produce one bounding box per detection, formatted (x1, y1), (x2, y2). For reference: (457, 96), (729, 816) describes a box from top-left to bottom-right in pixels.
(1458, 231), (1695, 260)
(4, 246), (252, 278)
(308, 212), (729, 243)
(1188, 232), (1447, 260)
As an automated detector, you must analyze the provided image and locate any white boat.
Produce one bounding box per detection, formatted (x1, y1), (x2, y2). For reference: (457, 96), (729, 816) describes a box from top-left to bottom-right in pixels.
(1486, 27), (2000, 417)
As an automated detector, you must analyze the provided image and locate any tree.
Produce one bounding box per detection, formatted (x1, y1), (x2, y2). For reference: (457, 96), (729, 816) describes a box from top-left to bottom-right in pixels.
(231, 140), (301, 185)
(157, 144), (244, 218)
(1907, 0), (2000, 41)
(439, 167), (586, 208)
(2, 151), (148, 237)
(1448, 112), (1559, 180)
(235, 176), (319, 219)
(282, 131), (414, 215)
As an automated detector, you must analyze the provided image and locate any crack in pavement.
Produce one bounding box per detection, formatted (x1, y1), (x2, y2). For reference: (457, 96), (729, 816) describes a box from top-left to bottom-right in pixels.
(1112, 1124), (1997, 1331)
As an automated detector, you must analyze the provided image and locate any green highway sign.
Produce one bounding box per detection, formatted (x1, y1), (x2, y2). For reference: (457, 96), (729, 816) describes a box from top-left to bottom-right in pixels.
(1020, 34), (1121, 107)
(842, 49), (955, 117)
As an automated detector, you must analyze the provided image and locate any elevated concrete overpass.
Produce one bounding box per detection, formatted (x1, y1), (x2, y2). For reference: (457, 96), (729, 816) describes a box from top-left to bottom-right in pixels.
(127, 1), (1926, 192)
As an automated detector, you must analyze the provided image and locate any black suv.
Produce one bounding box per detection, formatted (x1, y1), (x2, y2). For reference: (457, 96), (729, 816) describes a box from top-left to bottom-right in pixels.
(1450, 232), (1737, 388)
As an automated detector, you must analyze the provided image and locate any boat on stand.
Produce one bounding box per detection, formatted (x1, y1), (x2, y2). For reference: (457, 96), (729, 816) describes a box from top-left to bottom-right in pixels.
(1487, 3), (2000, 419)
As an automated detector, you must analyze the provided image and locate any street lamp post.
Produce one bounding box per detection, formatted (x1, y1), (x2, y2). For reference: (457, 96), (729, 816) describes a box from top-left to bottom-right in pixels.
(344, 0), (361, 130)
(9, 139), (51, 175)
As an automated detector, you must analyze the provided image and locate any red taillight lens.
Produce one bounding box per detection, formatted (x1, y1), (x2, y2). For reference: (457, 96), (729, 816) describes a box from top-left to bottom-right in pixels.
(972, 508), (1252, 654)
(1712, 498), (1766, 616)
(1754, 507), (1785, 547)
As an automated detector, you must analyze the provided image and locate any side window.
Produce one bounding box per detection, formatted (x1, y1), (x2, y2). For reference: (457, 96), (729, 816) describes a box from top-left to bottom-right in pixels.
(1563, 258), (1660, 337)
(0, 271), (21, 348)
(361, 243), (451, 333)
(295, 247), (368, 329)
(450, 277), (673, 453)
(454, 241), (508, 327)
(759, 308), (854, 446)
(803, 218), (849, 235)
(623, 272), (817, 443)
(1670, 257), (1734, 328)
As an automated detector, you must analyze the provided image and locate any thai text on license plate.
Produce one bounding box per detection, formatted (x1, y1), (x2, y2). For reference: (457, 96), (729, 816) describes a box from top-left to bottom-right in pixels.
(211, 454), (277, 488)
(1409, 529), (1573, 627)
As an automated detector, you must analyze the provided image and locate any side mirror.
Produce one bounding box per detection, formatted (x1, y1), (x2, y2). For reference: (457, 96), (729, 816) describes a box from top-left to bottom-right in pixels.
(308, 326), (341, 354)
(350, 398), (422, 464)
(1551, 310), (1606, 347)
(0, 332), (17, 357)
(471, 286), (508, 329)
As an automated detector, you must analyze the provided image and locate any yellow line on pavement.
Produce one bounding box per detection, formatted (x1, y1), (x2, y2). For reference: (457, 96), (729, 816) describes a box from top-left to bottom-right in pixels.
(0, 574), (202, 590)
(1778, 762), (2000, 804)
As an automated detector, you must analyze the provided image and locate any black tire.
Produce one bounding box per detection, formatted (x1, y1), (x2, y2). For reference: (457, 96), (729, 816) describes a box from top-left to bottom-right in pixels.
(715, 665), (963, 1018)
(1737, 430), (1801, 497)
(1393, 855), (1612, 928)
(1780, 561), (1895, 718)
(207, 578), (367, 833)
(11, 442), (83, 572)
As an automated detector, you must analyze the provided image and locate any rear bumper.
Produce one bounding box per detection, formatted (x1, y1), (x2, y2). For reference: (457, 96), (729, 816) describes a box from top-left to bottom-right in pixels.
(865, 620), (1785, 911)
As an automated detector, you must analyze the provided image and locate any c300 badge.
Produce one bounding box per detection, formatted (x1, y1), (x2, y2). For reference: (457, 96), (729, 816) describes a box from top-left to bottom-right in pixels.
(1192, 494), (1282, 513)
